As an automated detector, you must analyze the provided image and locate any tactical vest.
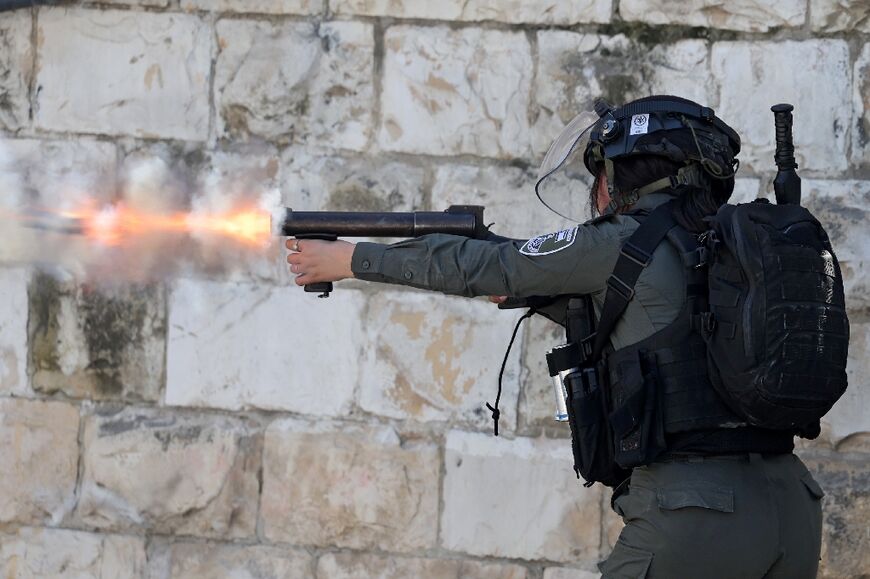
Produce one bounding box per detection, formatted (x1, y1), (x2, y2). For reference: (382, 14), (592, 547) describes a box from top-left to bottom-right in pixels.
(602, 222), (746, 467)
(565, 201), (792, 478)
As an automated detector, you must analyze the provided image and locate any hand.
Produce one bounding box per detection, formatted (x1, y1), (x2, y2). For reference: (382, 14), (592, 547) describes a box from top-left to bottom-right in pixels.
(488, 296), (508, 304)
(285, 238), (356, 286)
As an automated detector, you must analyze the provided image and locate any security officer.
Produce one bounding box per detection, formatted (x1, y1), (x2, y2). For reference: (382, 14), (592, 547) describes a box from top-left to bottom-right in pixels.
(285, 95), (825, 578)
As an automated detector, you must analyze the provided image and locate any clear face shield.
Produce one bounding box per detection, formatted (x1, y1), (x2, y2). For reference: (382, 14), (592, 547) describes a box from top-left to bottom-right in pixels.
(534, 111), (599, 222)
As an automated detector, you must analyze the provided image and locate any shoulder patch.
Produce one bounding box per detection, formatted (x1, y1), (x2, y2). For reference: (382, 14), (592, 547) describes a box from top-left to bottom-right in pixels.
(519, 226), (578, 256)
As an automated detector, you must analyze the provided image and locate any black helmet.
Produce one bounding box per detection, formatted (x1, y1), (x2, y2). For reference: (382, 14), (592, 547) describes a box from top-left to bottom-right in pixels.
(584, 95), (741, 212)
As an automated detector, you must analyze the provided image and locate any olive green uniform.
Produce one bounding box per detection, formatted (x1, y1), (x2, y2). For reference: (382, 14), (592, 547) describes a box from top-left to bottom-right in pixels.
(351, 193), (823, 578)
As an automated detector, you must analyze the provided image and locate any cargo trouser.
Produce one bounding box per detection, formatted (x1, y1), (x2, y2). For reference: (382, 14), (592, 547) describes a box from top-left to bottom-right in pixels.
(599, 453), (824, 579)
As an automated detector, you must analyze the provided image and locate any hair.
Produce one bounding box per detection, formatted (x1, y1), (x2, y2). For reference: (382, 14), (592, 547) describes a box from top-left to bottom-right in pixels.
(589, 155), (735, 233)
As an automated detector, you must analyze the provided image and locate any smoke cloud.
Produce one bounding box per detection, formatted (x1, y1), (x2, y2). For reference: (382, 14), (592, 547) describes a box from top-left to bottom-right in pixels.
(0, 141), (287, 284)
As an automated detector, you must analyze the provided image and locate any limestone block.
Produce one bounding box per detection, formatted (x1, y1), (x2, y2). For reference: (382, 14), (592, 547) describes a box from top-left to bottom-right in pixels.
(533, 33), (711, 157)
(620, 0), (805, 32)
(0, 527), (146, 579)
(432, 164), (575, 240)
(0, 399), (79, 524)
(442, 430), (602, 562)
(333, 0), (611, 24)
(543, 569), (601, 579)
(535, 32), (629, 148)
(261, 418), (440, 551)
(802, 180), (869, 312)
(358, 292), (524, 431)
(0, 268), (29, 395)
(35, 9), (211, 141)
(645, 40), (713, 106)
(182, 0), (323, 14)
(317, 552), (529, 578)
(801, 451), (870, 579)
(281, 147), (425, 212)
(810, 0), (870, 32)
(379, 26), (532, 159)
(76, 407), (260, 538)
(215, 20), (373, 150)
(165, 279), (364, 415)
(29, 273), (165, 402)
(853, 43), (870, 169)
(0, 11), (33, 132)
(517, 313), (572, 436)
(160, 542), (314, 578)
(712, 41), (851, 174)
(100, 0), (168, 6)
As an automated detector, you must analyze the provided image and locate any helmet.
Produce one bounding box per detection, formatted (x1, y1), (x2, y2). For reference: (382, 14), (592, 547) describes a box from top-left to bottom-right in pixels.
(535, 95), (741, 218)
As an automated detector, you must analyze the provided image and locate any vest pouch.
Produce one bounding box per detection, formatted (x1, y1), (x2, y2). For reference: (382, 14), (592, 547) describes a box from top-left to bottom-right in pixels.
(608, 351), (667, 468)
(565, 365), (631, 488)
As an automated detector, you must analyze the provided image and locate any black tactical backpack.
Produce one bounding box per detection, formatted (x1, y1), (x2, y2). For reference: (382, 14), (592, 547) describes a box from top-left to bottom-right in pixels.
(701, 199), (849, 434)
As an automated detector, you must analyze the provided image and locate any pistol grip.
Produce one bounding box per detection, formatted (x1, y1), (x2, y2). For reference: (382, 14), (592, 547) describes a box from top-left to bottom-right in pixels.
(295, 233), (338, 298)
(304, 282), (333, 298)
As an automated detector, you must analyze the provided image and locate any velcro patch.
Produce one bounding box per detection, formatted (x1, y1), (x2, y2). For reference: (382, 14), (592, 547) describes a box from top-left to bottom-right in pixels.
(519, 226), (578, 256)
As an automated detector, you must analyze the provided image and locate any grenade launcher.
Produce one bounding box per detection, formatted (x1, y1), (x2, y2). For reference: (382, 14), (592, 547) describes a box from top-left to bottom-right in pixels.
(275, 205), (491, 297)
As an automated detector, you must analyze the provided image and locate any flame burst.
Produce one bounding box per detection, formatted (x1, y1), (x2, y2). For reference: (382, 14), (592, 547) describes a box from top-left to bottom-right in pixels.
(58, 203), (272, 247)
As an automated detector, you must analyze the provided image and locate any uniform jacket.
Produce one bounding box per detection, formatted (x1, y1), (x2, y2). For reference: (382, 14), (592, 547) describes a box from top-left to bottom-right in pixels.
(351, 193), (684, 351)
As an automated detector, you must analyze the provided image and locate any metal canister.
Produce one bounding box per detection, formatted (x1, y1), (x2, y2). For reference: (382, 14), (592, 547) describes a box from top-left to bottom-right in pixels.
(546, 342), (581, 422)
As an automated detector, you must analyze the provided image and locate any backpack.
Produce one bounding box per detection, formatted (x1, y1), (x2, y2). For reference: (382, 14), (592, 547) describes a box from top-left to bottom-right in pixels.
(701, 199), (849, 434)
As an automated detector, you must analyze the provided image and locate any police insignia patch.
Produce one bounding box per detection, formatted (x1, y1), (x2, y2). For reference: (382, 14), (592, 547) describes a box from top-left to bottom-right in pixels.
(519, 226), (578, 256)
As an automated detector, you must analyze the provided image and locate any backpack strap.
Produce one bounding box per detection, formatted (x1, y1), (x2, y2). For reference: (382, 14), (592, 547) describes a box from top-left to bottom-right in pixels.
(591, 201), (678, 361)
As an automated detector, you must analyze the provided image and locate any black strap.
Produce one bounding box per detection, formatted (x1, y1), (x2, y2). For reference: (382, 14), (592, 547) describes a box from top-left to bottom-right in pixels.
(591, 202), (678, 361)
(487, 308), (535, 436)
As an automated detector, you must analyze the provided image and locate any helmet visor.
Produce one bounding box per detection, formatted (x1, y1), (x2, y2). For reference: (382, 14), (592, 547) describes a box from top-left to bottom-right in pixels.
(535, 111), (598, 221)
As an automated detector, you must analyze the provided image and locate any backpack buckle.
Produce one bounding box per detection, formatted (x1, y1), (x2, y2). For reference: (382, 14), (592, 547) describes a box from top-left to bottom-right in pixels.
(693, 245), (710, 269)
(607, 274), (635, 301)
(620, 241), (653, 267)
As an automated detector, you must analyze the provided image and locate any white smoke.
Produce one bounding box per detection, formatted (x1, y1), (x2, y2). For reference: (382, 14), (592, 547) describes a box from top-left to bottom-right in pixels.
(0, 140), (286, 284)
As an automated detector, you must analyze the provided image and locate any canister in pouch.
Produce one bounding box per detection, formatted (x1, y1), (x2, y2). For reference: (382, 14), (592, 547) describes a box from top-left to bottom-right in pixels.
(546, 342), (581, 422)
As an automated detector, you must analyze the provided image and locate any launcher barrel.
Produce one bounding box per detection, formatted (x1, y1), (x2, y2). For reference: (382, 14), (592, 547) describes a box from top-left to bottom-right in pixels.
(277, 205), (488, 239)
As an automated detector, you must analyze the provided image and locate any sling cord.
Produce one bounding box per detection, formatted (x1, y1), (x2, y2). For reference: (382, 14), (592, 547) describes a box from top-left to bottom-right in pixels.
(487, 308), (536, 436)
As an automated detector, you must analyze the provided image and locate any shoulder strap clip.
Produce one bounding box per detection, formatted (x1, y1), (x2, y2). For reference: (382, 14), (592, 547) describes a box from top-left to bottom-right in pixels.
(620, 241), (654, 267)
(607, 274), (636, 301)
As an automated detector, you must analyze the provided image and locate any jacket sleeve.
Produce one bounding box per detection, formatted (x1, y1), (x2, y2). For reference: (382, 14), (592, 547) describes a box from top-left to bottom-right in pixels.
(350, 222), (623, 299)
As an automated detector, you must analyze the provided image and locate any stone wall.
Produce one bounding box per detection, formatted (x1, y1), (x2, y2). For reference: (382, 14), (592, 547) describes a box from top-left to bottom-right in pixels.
(0, 1), (867, 577)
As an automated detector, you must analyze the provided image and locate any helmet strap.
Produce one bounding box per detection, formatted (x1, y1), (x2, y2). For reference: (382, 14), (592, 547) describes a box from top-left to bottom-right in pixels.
(606, 163), (705, 214)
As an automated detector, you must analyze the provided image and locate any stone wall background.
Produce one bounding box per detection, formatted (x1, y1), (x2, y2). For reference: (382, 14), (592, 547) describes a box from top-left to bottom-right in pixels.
(0, 0), (868, 577)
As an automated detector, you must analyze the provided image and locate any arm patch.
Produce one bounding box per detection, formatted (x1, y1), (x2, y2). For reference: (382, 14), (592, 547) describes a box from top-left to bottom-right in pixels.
(519, 226), (578, 256)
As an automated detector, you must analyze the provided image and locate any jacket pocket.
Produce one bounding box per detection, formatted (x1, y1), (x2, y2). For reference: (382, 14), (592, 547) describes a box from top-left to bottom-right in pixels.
(656, 484), (734, 513)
